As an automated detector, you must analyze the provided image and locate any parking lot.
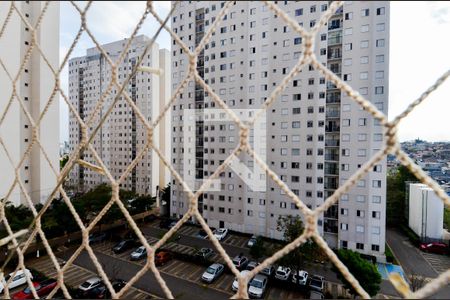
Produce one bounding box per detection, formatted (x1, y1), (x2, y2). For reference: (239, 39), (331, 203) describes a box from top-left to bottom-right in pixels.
(419, 251), (450, 274)
(26, 255), (153, 298)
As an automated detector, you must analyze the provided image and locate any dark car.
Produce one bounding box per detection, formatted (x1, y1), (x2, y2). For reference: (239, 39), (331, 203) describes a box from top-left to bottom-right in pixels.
(195, 248), (215, 260)
(12, 279), (57, 300)
(420, 242), (449, 255)
(144, 214), (158, 223)
(112, 279), (126, 292)
(89, 232), (108, 244)
(196, 229), (208, 239)
(112, 239), (135, 254)
(159, 218), (174, 229)
(86, 284), (109, 299)
(232, 254), (249, 270)
(309, 275), (325, 292)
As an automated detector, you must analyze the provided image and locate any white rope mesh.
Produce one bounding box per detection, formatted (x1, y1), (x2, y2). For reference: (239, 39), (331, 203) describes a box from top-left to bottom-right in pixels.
(0, 1), (448, 299)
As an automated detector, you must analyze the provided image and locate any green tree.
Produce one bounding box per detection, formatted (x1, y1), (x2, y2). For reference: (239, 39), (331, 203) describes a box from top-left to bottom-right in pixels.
(60, 155), (69, 170)
(334, 249), (381, 297)
(249, 237), (265, 260)
(386, 165), (416, 226)
(276, 215), (317, 284)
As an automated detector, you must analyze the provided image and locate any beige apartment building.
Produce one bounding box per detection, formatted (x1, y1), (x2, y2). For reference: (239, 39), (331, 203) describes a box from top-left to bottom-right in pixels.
(68, 35), (170, 197)
(170, 1), (389, 261)
(0, 1), (60, 206)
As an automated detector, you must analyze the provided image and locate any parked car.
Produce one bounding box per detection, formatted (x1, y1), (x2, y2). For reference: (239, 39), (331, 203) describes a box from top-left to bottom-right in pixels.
(309, 275), (325, 292)
(259, 265), (275, 278)
(12, 279), (57, 300)
(112, 239), (135, 254)
(195, 248), (215, 260)
(89, 232), (108, 244)
(111, 279), (126, 292)
(231, 270), (251, 292)
(155, 251), (172, 266)
(232, 254), (249, 270)
(213, 228), (228, 241)
(309, 290), (325, 299)
(0, 269), (33, 294)
(292, 270), (308, 286)
(202, 263), (224, 283)
(419, 242), (449, 255)
(275, 266), (291, 281)
(248, 274), (268, 298)
(78, 277), (103, 292)
(159, 218), (173, 229)
(168, 221), (178, 229)
(247, 235), (257, 247)
(196, 229), (208, 239)
(246, 261), (260, 271)
(86, 283), (109, 299)
(130, 246), (147, 260)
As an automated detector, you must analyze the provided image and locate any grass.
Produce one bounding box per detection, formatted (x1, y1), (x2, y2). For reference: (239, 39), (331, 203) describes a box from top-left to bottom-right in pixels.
(444, 208), (450, 230)
(384, 243), (398, 265)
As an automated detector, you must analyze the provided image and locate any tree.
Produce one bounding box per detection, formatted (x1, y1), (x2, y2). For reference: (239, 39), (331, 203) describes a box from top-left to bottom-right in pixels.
(276, 215), (316, 284)
(386, 165), (416, 226)
(249, 237), (265, 260)
(60, 155), (69, 170)
(334, 249), (381, 297)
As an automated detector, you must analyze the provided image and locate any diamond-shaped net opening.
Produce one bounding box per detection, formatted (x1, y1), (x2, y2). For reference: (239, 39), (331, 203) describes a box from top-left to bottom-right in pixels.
(0, 1), (449, 299)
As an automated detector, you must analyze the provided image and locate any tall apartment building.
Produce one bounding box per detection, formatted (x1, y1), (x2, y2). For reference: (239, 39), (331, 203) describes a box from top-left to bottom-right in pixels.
(0, 2), (60, 206)
(171, 1), (389, 261)
(68, 35), (171, 197)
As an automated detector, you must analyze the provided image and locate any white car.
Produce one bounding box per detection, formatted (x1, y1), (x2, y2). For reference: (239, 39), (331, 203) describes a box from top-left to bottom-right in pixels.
(213, 228), (228, 241)
(248, 274), (268, 298)
(130, 246), (147, 260)
(292, 270), (308, 285)
(0, 269), (33, 294)
(202, 263), (224, 283)
(231, 270), (251, 292)
(274, 266), (291, 281)
(78, 277), (102, 292)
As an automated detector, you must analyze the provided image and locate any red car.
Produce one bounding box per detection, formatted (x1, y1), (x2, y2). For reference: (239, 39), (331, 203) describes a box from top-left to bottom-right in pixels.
(12, 279), (57, 299)
(155, 251), (172, 266)
(420, 242), (449, 255)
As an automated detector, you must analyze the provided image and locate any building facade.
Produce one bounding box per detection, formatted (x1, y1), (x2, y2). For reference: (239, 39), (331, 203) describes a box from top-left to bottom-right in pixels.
(170, 1), (389, 260)
(0, 1), (60, 206)
(68, 35), (170, 197)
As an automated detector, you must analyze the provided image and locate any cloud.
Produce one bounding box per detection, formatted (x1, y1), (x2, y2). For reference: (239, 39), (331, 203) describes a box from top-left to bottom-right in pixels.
(428, 2), (450, 24)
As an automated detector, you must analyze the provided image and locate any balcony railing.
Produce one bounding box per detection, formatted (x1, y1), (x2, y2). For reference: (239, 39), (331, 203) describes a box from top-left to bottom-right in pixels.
(325, 125), (340, 133)
(326, 110), (340, 118)
(325, 167), (339, 175)
(325, 154), (340, 161)
(328, 36), (342, 45)
(326, 93), (341, 103)
(324, 182), (338, 190)
(325, 139), (340, 147)
(327, 52), (342, 60)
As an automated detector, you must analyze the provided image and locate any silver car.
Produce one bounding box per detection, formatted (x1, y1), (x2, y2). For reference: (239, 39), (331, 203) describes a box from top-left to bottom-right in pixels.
(275, 266), (291, 281)
(201, 263), (224, 283)
(130, 246), (147, 260)
(231, 270), (251, 292)
(248, 274), (268, 298)
(78, 277), (102, 292)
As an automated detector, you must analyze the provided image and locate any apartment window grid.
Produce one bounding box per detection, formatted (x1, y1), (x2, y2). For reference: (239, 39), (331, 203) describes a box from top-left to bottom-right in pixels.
(0, 4), (449, 297)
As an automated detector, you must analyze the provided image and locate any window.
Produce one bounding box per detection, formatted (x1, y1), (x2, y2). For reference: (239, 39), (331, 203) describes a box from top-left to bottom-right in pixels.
(376, 39), (385, 47)
(376, 23), (385, 32)
(372, 226), (381, 235)
(294, 37), (302, 45)
(359, 87), (368, 95)
(295, 8), (303, 16)
(375, 71), (384, 79)
(375, 86), (384, 94)
(341, 240), (348, 249)
(341, 223), (348, 231)
(344, 28), (353, 35)
(358, 118), (367, 126)
(372, 180), (382, 188)
(360, 72), (368, 80)
(377, 7), (385, 15)
(376, 55), (385, 63)
(344, 43), (352, 51)
(356, 243), (364, 250)
(310, 5), (316, 13)
(345, 12), (353, 20)
(360, 40), (369, 48)
(361, 24), (369, 32)
(372, 195), (382, 203)
(374, 133), (383, 141)
(372, 244), (380, 252)
(341, 208), (348, 216)
(372, 211), (381, 219)
(361, 8), (369, 16)
(357, 210), (365, 218)
(356, 225), (365, 233)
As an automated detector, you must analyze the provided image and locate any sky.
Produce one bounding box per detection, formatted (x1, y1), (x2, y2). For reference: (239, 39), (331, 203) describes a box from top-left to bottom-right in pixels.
(59, 1), (450, 143)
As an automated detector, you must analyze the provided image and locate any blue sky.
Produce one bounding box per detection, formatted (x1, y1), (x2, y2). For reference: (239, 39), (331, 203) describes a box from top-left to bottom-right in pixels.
(59, 1), (450, 143)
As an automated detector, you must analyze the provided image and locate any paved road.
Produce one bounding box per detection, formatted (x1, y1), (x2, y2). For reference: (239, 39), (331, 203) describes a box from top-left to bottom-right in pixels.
(386, 228), (450, 298)
(60, 248), (230, 300)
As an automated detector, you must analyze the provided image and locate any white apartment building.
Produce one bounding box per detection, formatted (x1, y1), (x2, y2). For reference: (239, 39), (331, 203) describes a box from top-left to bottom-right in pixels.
(171, 1), (389, 261)
(68, 35), (171, 197)
(0, 1), (60, 206)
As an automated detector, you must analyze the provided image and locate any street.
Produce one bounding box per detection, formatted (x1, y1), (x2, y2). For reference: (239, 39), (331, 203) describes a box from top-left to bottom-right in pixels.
(386, 228), (450, 298)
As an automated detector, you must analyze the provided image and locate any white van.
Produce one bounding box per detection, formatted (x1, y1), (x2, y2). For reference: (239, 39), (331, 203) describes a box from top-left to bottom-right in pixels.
(0, 268), (33, 293)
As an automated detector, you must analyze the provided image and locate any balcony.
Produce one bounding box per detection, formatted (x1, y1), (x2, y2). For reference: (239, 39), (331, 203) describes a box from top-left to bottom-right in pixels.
(325, 154), (339, 161)
(324, 182), (338, 190)
(326, 110), (340, 118)
(328, 36), (342, 46)
(324, 219), (338, 234)
(327, 52), (342, 60)
(325, 167), (339, 176)
(325, 139), (340, 147)
(325, 125), (340, 133)
(326, 82), (338, 90)
(326, 93), (341, 104)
